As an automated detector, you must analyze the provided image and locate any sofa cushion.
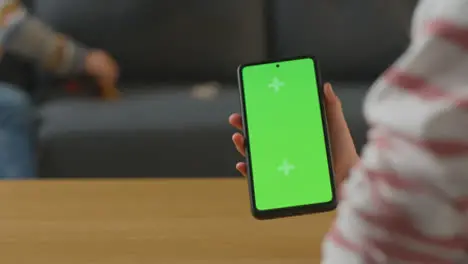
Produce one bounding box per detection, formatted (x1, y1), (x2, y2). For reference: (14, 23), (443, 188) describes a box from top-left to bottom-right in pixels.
(38, 84), (242, 177)
(270, 0), (418, 81)
(34, 0), (267, 83)
(38, 82), (368, 178)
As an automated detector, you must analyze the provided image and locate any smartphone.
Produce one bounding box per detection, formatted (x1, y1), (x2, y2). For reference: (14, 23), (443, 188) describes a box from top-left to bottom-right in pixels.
(237, 56), (337, 220)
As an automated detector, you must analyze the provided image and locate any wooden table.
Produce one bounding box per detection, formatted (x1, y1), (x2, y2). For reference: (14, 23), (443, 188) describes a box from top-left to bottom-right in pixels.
(0, 179), (335, 264)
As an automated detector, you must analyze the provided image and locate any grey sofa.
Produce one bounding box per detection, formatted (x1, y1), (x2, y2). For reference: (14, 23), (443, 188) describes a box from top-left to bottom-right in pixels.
(0, 0), (417, 178)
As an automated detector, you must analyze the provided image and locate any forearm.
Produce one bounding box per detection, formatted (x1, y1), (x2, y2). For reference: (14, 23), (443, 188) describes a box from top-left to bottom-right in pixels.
(0, 0), (88, 75)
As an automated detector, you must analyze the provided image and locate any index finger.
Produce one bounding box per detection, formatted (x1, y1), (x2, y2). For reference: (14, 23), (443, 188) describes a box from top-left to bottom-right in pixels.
(229, 113), (243, 130)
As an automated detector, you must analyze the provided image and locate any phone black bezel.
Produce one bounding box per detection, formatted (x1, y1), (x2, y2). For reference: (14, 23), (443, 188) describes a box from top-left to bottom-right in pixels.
(237, 56), (337, 220)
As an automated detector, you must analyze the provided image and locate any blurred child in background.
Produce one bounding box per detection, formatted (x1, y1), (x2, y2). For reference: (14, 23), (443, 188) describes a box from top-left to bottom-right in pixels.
(0, 0), (118, 178)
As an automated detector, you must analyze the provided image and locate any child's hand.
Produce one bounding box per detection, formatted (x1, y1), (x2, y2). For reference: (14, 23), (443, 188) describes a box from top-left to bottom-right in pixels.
(85, 50), (120, 100)
(229, 83), (359, 185)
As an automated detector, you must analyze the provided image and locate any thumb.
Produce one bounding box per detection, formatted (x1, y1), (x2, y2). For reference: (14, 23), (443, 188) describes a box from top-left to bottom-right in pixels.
(324, 82), (340, 108)
(324, 83), (346, 126)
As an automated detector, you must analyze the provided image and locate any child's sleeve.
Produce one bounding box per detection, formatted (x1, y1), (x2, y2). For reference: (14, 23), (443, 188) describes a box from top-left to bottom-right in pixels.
(323, 0), (468, 263)
(0, 0), (88, 75)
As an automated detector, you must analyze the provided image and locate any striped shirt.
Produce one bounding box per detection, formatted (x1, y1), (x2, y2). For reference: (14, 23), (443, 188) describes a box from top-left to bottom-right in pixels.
(0, 0), (87, 75)
(323, 0), (468, 263)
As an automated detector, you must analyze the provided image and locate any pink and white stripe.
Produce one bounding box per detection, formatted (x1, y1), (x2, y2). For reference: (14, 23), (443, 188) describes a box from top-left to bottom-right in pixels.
(322, 0), (468, 262)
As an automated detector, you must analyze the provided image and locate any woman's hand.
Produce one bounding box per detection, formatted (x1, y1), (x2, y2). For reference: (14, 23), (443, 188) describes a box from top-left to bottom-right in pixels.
(229, 83), (359, 185)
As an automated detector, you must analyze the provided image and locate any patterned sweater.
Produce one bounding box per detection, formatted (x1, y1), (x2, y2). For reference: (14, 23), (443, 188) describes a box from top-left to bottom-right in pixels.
(0, 0), (87, 75)
(323, 0), (468, 263)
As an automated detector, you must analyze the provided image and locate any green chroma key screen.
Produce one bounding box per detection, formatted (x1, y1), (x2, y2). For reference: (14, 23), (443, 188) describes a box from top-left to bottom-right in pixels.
(240, 57), (333, 211)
